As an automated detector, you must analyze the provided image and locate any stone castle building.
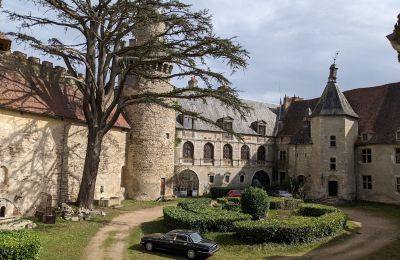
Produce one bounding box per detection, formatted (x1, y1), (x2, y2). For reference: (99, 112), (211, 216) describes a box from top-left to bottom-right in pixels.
(1, 31), (400, 218)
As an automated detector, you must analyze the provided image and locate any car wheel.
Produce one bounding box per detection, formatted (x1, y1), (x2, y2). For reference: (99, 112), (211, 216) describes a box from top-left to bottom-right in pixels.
(145, 242), (153, 251)
(186, 249), (196, 259)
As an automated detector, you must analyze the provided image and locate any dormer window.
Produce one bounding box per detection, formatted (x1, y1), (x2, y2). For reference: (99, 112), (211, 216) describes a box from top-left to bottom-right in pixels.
(217, 117), (234, 131)
(362, 134), (368, 142)
(252, 120), (267, 136)
(181, 115), (194, 129)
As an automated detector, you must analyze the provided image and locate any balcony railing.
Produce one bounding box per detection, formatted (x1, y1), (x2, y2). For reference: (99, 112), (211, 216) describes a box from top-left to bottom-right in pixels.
(177, 158), (271, 167)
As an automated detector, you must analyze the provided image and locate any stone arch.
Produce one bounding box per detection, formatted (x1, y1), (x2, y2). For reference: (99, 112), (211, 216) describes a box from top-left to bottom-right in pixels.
(257, 146), (266, 161)
(251, 170), (270, 189)
(182, 141), (194, 162)
(0, 206), (5, 218)
(223, 144), (233, 160)
(0, 166), (8, 185)
(173, 170), (199, 197)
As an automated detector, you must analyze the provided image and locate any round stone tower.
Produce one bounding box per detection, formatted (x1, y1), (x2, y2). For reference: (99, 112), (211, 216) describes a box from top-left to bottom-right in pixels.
(122, 22), (176, 200)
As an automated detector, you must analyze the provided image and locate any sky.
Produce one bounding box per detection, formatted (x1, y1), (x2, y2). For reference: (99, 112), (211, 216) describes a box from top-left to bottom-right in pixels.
(1, 0), (400, 104)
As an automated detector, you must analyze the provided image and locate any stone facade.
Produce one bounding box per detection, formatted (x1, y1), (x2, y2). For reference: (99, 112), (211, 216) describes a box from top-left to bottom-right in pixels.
(0, 109), (126, 216)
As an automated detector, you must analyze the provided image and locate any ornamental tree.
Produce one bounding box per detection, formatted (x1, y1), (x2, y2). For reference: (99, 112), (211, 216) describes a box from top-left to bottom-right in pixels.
(5, 0), (250, 209)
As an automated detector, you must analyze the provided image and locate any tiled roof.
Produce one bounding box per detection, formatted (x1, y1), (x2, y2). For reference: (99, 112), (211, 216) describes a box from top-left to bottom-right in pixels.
(0, 53), (130, 129)
(176, 98), (279, 136)
(280, 82), (400, 144)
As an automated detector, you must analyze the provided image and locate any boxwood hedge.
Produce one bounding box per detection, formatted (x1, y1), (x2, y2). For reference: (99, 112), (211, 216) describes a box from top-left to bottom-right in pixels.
(233, 203), (346, 244)
(0, 230), (41, 260)
(164, 199), (251, 232)
(269, 197), (303, 210)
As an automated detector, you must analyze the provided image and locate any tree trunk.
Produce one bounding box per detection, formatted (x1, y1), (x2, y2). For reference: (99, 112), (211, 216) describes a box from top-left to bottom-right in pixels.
(77, 130), (103, 209)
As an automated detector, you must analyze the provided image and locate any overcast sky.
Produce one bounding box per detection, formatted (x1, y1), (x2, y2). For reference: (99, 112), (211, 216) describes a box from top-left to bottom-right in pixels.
(1, 0), (400, 104)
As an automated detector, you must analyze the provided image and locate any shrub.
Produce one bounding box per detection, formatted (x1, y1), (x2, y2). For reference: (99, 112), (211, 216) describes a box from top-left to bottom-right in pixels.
(210, 187), (233, 198)
(241, 187), (270, 220)
(164, 199), (251, 232)
(222, 202), (240, 212)
(0, 230), (41, 260)
(225, 197), (241, 204)
(216, 198), (228, 205)
(298, 203), (337, 217)
(233, 204), (347, 244)
(269, 197), (303, 210)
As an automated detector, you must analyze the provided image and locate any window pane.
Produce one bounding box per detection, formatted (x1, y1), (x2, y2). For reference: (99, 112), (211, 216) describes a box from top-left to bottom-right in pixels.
(240, 175), (245, 183)
(241, 145), (250, 160)
(223, 145), (232, 160)
(209, 175), (214, 183)
(257, 146), (266, 161)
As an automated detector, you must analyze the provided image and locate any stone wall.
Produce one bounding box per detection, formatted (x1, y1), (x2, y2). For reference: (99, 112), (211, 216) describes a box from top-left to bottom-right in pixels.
(356, 144), (400, 204)
(0, 109), (127, 216)
(174, 129), (275, 195)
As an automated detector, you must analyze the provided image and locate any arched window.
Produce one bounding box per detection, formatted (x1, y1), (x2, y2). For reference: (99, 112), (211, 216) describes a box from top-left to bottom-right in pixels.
(257, 146), (266, 161)
(241, 145), (250, 160)
(0, 166), (8, 185)
(0, 206), (5, 218)
(224, 173), (231, 183)
(203, 143), (214, 163)
(223, 144), (233, 160)
(183, 142), (194, 162)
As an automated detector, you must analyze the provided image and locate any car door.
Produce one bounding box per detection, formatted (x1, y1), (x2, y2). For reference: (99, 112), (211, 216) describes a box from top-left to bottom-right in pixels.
(161, 233), (176, 251)
(172, 234), (190, 252)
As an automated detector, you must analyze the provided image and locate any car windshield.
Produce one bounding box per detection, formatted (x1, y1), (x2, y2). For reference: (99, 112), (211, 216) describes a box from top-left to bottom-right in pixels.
(190, 232), (203, 243)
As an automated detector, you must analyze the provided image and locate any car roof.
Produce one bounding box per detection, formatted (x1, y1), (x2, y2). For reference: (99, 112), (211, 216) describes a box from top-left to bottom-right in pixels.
(168, 229), (198, 235)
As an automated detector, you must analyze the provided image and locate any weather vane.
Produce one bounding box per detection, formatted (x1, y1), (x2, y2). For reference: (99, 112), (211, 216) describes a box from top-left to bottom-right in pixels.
(333, 51), (340, 65)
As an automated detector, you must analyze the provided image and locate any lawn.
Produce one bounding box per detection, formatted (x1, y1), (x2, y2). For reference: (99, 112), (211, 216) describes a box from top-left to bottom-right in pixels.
(127, 210), (358, 259)
(33, 200), (173, 260)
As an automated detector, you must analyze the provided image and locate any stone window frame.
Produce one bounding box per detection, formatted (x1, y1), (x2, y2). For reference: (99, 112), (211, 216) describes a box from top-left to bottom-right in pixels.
(223, 144), (233, 161)
(239, 174), (245, 183)
(279, 150), (286, 161)
(203, 143), (214, 163)
(330, 158), (336, 171)
(182, 141), (194, 162)
(240, 145), (250, 161)
(361, 148), (372, 163)
(395, 148), (400, 164)
(330, 136), (336, 147)
(224, 173), (231, 183)
(396, 177), (400, 193)
(208, 173), (215, 184)
(257, 146), (266, 161)
(362, 175), (372, 190)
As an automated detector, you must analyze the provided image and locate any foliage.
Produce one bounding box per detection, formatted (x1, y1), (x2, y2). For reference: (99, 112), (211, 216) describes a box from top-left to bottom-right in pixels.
(222, 202), (241, 212)
(240, 187), (270, 220)
(269, 197), (303, 210)
(278, 177), (308, 200)
(234, 204), (346, 244)
(216, 198), (228, 204)
(164, 199), (251, 232)
(298, 203), (338, 217)
(0, 230), (41, 260)
(210, 187), (234, 198)
(5, 0), (250, 209)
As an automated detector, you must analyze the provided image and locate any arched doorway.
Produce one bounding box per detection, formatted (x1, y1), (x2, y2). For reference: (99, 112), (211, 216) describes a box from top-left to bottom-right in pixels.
(0, 206), (5, 218)
(174, 170), (199, 197)
(252, 171), (270, 189)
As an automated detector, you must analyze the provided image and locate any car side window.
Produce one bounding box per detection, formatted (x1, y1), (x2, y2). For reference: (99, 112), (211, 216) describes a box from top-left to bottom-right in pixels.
(175, 235), (188, 242)
(165, 233), (176, 240)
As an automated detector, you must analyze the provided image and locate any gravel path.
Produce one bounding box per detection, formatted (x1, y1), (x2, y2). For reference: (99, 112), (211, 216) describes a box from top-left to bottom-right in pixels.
(83, 206), (165, 260)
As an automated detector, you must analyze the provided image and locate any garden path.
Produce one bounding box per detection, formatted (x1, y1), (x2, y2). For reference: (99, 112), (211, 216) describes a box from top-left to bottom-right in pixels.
(274, 207), (399, 260)
(83, 205), (164, 260)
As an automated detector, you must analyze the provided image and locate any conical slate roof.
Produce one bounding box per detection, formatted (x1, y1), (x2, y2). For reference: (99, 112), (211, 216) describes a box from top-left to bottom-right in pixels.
(312, 82), (359, 118)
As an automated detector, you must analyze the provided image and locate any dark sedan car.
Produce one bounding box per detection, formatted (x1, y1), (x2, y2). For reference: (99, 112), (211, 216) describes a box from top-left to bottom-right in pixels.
(141, 229), (219, 259)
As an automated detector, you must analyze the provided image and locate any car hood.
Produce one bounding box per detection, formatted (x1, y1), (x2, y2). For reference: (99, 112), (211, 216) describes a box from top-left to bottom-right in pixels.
(142, 233), (164, 239)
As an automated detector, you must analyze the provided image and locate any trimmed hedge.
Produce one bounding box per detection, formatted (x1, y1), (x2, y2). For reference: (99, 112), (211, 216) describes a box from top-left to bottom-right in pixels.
(222, 202), (240, 212)
(269, 197), (303, 210)
(210, 187), (233, 198)
(298, 203), (337, 217)
(0, 231), (41, 260)
(233, 203), (346, 244)
(164, 199), (251, 232)
(241, 187), (270, 220)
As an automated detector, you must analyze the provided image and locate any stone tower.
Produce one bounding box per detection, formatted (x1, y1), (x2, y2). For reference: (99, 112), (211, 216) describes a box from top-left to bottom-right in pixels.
(122, 21), (175, 200)
(309, 63), (359, 200)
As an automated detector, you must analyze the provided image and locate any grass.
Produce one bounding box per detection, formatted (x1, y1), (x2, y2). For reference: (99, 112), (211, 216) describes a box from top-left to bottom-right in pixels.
(127, 210), (358, 259)
(33, 199), (174, 260)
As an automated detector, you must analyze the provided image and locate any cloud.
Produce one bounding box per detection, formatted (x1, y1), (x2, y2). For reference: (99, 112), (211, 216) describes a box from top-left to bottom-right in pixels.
(2, 0), (400, 104)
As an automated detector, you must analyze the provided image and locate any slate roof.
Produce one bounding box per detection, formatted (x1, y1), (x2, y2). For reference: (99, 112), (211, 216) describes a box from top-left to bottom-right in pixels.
(176, 98), (279, 136)
(280, 82), (400, 144)
(312, 81), (359, 118)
